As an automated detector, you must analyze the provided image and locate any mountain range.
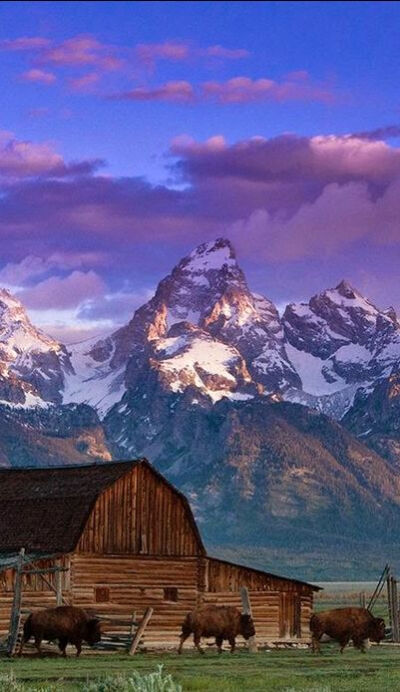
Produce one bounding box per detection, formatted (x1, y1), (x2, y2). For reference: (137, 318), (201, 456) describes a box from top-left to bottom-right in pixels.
(0, 238), (399, 579)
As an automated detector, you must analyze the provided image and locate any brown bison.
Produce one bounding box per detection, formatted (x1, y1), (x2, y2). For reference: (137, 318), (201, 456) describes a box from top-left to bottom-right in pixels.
(178, 605), (256, 654)
(19, 605), (102, 657)
(310, 607), (385, 653)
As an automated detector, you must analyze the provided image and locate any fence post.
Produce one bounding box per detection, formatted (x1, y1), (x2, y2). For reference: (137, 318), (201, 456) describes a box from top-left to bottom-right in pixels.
(387, 569), (393, 638)
(8, 548), (25, 656)
(240, 586), (258, 653)
(392, 577), (399, 642)
(129, 607), (153, 655)
(55, 559), (62, 606)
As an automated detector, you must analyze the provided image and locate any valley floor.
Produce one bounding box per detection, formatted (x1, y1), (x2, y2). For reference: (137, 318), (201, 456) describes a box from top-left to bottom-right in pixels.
(2, 646), (400, 691)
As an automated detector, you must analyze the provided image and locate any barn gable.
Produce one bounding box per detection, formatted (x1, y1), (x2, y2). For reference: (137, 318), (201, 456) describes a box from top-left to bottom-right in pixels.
(77, 461), (205, 556)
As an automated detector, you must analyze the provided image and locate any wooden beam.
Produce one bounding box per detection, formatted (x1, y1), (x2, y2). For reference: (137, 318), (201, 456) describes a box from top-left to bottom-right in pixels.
(129, 607), (153, 656)
(386, 570), (393, 637)
(392, 577), (399, 642)
(37, 573), (69, 605)
(21, 567), (69, 576)
(240, 586), (258, 653)
(55, 560), (62, 607)
(8, 548), (25, 656)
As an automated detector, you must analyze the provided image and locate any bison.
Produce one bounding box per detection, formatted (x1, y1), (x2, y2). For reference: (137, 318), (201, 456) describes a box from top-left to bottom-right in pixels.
(178, 605), (256, 654)
(19, 605), (102, 657)
(310, 607), (385, 654)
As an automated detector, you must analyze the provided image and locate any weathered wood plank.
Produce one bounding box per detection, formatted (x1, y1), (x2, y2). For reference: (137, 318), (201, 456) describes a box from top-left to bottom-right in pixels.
(129, 607), (153, 655)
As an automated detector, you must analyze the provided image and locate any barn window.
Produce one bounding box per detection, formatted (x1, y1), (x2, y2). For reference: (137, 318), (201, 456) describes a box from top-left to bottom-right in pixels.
(95, 587), (110, 603)
(164, 587), (178, 602)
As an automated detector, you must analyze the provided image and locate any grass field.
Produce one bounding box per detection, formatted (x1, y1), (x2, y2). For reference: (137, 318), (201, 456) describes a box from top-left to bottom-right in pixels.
(1, 645), (400, 691)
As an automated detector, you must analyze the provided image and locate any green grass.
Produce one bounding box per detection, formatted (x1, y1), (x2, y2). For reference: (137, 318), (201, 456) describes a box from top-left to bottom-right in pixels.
(1, 645), (400, 691)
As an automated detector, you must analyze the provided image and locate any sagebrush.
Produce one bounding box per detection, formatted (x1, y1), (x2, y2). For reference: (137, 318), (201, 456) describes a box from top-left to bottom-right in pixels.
(81, 665), (182, 692)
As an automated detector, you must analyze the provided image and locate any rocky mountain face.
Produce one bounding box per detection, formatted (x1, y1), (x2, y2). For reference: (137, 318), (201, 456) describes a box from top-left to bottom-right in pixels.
(1, 238), (400, 577)
(0, 290), (73, 406)
(63, 239), (400, 420)
(283, 282), (400, 417)
(106, 394), (400, 577)
(0, 403), (111, 468)
(342, 370), (400, 469)
(2, 238), (398, 420)
(63, 239), (299, 417)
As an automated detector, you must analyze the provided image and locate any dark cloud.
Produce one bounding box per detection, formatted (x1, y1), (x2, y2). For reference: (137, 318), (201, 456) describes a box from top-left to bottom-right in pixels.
(351, 124), (400, 141)
(0, 128), (400, 326)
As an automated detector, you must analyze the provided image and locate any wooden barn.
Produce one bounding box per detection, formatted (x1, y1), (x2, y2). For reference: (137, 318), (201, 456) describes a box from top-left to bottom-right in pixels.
(0, 460), (319, 650)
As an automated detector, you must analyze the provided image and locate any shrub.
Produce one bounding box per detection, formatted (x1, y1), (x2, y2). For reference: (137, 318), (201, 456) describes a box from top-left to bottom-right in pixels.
(0, 671), (54, 692)
(81, 665), (182, 692)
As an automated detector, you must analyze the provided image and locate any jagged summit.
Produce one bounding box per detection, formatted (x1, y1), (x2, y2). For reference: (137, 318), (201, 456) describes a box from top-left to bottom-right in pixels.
(184, 237), (236, 269)
(0, 286), (72, 407)
(335, 279), (358, 298)
(0, 288), (25, 312)
(0, 241), (400, 422)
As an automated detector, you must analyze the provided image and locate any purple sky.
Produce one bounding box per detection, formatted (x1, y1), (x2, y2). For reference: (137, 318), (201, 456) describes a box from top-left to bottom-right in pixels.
(1, 1), (400, 342)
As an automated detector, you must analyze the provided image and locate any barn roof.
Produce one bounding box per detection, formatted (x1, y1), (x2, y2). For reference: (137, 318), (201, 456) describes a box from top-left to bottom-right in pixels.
(0, 459), (205, 555)
(0, 460), (144, 554)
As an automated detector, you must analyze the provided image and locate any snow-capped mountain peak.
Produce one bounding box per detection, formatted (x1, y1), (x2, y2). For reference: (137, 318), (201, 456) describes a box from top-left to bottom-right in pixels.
(1, 241), (399, 423)
(0, 288), (72, 407)
(183, 237), (238, 274)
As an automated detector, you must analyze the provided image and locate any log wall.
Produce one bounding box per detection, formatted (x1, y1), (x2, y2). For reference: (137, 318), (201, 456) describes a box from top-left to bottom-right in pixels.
(0, 553), (314, 647)
(69, 554), (200, 648)
(200, 590), (312, 644)
(76, 464), (203, 557)
(205, 558), (313, 643)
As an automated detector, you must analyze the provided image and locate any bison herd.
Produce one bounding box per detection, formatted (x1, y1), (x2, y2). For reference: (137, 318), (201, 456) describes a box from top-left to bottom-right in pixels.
(16, 604), (386, 657)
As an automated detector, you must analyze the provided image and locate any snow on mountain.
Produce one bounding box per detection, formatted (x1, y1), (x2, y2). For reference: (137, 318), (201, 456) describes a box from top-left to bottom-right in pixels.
(69, 238), (299, 416)
(63, 334), (126, 418)
(0, 289), (72, 407)
(282, 280), (400, 417)
(152, 321), (255, 402)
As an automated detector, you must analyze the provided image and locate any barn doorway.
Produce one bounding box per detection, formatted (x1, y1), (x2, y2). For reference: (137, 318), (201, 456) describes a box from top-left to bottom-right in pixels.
(279, 593), (301, 638)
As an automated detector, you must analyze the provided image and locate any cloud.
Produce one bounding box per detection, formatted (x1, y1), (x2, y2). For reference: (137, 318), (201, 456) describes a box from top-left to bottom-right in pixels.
(113, 73), (335, 105)
(135, 41), (249, 69)
(39, 34), (122, 71)
(0, 255), (53, 287)
(112, 80), (195, 103)
(202, 74), (335, 104)
(20, 68), (56, 84)
(0, 37), (51, 51)
(351, 124), (400, 141)
(78, 287), (154, 321)
(27, 107), (51, 119)
(171, 132), (400, 188)
(0, 127), (400, 307)
(229, 177), (400, 262)
(135, 42), (190, 68)
(0, 251), (106, 288)
(0, 131), (104, 179)
(203, 45), (249, 60)
(68, 72), (100, 92)
(18, 270), (106, 309)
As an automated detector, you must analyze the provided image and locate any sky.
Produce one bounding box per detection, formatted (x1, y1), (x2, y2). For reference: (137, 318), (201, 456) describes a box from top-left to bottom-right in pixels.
(1, 0), (400, 342)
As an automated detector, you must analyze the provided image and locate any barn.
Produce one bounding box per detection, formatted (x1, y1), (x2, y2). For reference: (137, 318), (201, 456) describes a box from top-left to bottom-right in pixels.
(0, 459), (319, 649)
